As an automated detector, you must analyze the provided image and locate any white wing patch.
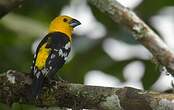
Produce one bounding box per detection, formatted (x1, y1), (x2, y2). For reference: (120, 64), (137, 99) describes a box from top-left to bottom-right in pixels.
(48, 60), (51, 64)
(34, 67), (37, 74)
(58, 42), (71, 60)
(54, 49), (59, 52)
(50, 53), (56, 59)
(41, 68), (49, 76)
(58, 49), (67, 58)
(36, 71), (41, 78)
(34, 54), (36, 58)
(49, 66), (52, 70)
(64, 56), (68, 61)
(65, 42), (71, 50)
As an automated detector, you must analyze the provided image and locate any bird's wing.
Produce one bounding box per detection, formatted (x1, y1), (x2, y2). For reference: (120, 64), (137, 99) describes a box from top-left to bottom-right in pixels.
(44, 34), (71, 78)
(31, 32), (71, 79)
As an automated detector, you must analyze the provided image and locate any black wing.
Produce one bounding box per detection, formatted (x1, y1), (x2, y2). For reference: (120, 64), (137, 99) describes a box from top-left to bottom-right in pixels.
(45, 32), (71, 78)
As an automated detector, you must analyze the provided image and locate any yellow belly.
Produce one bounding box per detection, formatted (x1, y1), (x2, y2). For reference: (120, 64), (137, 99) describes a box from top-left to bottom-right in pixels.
(35, 43), (51, 70)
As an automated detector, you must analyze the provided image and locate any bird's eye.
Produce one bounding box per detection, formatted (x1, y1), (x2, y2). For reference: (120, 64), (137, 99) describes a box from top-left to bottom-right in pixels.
(63, 18), (68, 22)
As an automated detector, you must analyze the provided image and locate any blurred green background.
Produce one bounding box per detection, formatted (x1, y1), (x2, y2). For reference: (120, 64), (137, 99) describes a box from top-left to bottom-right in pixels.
(0, 0), (174, 109)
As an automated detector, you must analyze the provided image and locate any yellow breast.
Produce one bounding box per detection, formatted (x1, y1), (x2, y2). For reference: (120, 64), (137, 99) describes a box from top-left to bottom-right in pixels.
(35, 43), (51, 70)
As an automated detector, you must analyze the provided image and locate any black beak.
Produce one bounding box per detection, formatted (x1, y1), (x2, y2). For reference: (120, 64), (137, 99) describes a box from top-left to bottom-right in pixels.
(69, 19), (81, 28)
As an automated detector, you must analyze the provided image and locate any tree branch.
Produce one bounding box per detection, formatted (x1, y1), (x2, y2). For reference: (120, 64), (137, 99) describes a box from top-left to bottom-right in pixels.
(0, 0), (25, 18)
(0, 70), (174, 110)
(88, 0), (174, 75)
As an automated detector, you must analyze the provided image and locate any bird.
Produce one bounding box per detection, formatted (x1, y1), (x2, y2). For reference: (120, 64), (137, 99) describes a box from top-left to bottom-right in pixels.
(31, 15), (81, 97)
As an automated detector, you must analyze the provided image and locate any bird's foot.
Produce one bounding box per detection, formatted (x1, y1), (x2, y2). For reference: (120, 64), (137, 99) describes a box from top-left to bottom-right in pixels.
(55, 75), (69, 83)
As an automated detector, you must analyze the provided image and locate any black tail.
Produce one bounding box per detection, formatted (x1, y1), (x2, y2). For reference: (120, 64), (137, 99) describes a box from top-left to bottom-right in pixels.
(32, 74), (44, 98)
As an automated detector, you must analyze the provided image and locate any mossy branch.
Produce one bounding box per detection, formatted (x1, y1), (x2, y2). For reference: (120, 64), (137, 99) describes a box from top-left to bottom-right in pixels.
(88, 0), (174, 75)
(0, 70), (174, 110)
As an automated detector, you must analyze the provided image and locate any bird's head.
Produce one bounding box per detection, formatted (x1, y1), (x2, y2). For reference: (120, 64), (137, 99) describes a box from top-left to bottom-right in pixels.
(48, 15), (81, 40)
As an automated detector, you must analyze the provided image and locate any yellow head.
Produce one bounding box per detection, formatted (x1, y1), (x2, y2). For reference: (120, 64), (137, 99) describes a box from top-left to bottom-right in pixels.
(48, 15), (81, 41)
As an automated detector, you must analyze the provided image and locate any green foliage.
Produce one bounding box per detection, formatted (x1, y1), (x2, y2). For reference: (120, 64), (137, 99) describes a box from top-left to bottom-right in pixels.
(0, 24), (33, 73)
(0, 103), (11, 110)
(137, 0), (174, 19)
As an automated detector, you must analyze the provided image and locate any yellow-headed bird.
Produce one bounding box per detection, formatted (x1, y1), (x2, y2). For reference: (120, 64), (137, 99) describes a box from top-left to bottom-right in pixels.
(31, 15), (81, 97)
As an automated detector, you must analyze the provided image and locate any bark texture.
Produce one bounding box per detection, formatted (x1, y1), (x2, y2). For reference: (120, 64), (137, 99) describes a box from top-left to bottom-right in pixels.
(0, 70), (174, 110)
(88, 0), (174, 76)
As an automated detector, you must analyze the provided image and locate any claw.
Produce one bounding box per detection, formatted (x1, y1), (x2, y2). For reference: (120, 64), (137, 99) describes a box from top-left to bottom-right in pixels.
(55, 74), (67, 83)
